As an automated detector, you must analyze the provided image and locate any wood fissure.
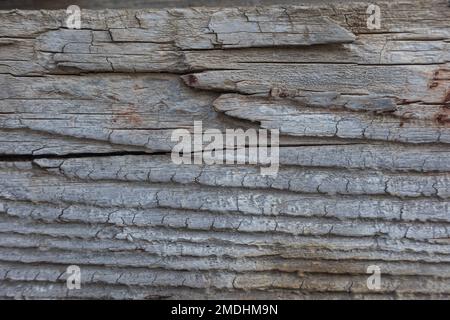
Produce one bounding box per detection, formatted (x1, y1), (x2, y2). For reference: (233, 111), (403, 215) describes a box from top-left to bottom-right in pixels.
(0, 0), (450, 299)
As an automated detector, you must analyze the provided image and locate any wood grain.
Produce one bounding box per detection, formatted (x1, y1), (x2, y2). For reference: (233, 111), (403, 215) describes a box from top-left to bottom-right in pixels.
(0, 0), (450, 299)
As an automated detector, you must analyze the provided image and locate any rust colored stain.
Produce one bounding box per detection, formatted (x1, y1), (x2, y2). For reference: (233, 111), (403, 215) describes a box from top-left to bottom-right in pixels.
(186, 74), (198, 85)
(444, 90), (450, 104)
(428, 68), (450, 89)
(270, 87), (297, 99)
(435, 106), (450, 125)
(436, 114), (450, 125)
(428, 81), (439, 89)
(432, 79), (450, 125)
(112, 105), (143, 126)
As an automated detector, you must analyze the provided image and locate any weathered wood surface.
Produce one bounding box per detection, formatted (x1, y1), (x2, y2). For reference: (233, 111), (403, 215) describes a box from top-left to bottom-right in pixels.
(0, 0), (450, 299)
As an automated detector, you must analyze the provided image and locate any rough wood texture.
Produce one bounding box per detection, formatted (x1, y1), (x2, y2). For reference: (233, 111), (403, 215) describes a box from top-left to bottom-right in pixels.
(0, 0), (450, 300)
(0, 0), (380, 10)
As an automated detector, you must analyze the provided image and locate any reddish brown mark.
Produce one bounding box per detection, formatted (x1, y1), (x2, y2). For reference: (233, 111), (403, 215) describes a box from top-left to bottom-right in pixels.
(436, 114), (450, 125)
(444, 90), (450, 104)
(434, 105), (450, 125)
(186, 75), (198, 86)
(112, 105), (143, 126)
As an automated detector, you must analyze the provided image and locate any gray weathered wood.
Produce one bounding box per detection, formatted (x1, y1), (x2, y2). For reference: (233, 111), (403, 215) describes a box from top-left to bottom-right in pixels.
(1, 0), (450, 300)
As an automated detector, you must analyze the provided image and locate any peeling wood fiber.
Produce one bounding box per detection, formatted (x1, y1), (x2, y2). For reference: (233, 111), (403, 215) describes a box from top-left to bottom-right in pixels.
(0, 0), (450, 300)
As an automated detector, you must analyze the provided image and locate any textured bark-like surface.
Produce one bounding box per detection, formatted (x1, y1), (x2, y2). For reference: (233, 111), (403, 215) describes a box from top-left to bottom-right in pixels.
(0, 0), (450, 299)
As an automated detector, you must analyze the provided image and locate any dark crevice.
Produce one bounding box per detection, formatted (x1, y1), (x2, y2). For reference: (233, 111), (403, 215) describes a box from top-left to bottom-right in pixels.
(0, 151), (170, 162)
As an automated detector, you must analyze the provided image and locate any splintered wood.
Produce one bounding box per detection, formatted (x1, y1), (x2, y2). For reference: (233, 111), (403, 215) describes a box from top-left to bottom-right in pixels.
(0, 0), (449, 299)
